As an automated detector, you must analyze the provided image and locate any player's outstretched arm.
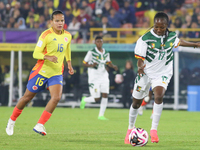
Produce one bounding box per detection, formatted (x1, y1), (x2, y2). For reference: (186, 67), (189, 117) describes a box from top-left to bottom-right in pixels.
(179, 39), (200, 48)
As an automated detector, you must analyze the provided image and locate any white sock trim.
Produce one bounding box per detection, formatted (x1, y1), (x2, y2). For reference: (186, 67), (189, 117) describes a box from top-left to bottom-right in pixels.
(9, 118), (15, 123)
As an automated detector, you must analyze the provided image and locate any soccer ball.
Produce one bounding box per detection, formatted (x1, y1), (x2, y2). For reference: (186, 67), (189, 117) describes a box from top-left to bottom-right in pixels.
(129, 127), (148, 147)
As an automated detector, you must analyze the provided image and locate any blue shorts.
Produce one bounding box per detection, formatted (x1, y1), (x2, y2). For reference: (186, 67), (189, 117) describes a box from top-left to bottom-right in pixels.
(27, 72), (63, 93)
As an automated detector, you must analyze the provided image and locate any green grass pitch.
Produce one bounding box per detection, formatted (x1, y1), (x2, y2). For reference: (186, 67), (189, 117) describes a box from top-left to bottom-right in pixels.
(0, 107), (200, 150)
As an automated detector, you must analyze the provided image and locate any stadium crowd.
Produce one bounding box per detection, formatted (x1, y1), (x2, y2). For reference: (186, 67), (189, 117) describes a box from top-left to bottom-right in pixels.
(1, 0), (200, 42)
(1, 0), (200, 106)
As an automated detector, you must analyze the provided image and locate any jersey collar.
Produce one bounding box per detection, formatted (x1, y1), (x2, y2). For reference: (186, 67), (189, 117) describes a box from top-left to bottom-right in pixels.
(95, 47), (105, 54)
(150, 28), (166, 38)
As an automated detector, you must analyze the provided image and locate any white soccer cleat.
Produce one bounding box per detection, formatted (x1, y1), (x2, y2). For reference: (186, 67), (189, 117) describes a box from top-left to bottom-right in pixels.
(6, 118), (15, 136)
(33, 123), (47, 136)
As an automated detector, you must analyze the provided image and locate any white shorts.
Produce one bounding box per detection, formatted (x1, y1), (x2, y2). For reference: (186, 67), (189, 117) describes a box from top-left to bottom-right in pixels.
(89, 81), (109, 98)
(132, 74), (172, 99)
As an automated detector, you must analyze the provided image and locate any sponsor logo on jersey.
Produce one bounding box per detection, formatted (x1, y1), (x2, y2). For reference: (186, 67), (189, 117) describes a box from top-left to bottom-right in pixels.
(53, 38), (57, 41)
(96, 56), (99, 59)
(95, 89), (97, 92)
(151, 43), (155, 49)
(64, 37), (68, 42)
(32, 85), (38, 90)
(170, 42), (173, 47)
(136, 86), (142, 92)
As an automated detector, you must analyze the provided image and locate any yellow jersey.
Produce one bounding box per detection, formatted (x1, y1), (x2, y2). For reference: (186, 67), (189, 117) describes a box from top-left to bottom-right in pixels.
(31, 27), (72, 78)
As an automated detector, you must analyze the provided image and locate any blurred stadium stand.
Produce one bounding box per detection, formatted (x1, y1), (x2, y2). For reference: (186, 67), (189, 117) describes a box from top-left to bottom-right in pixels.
(1, 0), (200, 109)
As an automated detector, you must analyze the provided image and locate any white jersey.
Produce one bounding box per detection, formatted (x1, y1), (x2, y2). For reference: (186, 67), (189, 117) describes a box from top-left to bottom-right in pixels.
(83, 47), (111, 83)
(135, 29), (180, 78)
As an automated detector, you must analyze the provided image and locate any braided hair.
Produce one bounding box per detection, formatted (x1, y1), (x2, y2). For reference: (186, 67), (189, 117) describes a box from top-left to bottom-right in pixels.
(154, 12), (169, 25)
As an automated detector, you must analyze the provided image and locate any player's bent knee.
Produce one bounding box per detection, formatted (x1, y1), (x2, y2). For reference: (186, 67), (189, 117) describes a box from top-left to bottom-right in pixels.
(51, 95), (62, 103)
(132, 98), (143, 109)
(154, 96), (163, 104)
(94, 98), (101, 102)
(102, 93), (108, 98)
(132, 102), (140, 109)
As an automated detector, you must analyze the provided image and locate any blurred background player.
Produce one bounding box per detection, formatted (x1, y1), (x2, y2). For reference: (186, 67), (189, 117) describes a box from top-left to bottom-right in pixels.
(121, 60), (136, 108)
(80, 36), (118, 120)
(124, 12), (200, 144)
(6, 10), (74, 136)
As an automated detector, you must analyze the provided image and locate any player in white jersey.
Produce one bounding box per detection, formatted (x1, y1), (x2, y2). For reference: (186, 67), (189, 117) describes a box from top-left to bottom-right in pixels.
(80, 36), (118, 120)
(124, 12), (200, 144)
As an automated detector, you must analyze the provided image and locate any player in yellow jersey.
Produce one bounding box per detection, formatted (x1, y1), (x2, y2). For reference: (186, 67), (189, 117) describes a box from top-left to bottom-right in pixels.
(6, 10), (74, 136)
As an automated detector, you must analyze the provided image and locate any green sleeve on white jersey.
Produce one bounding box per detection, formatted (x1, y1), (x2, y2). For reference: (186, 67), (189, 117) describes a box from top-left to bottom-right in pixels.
(134, 36), (148, 57)
(105, 52), (110, 62)
(84, 51), (92, 63)
(174, 37), (180, 47)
